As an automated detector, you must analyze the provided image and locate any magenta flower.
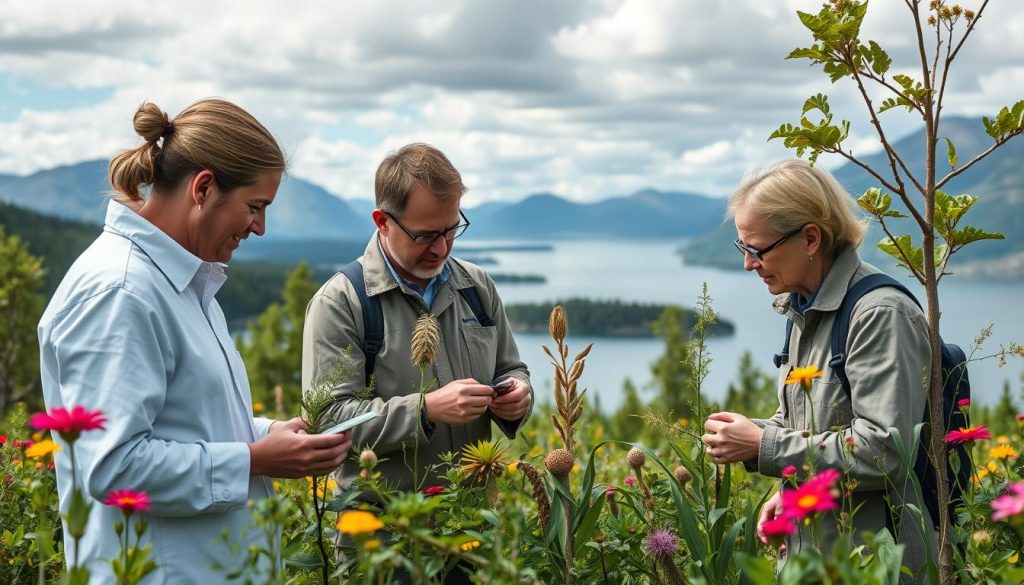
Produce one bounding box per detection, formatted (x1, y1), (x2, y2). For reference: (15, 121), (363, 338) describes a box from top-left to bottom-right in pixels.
(991, 482), (1024, 522)
(643, 529), (679, 557)
(30, 406), (106, 442)
(944, 425), (992, 445)
(104, 490), (151, 516)
(956, 398), (970, 409)
(780, 468), (840, 520)
(761, 516), (796, 548)
(422, 485), (444, 496)
(782, 465), (797, 479)
(625, 475), (636, 487)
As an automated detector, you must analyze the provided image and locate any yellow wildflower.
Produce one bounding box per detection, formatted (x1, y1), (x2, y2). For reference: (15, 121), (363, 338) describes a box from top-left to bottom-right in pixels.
(988, 444), (1018, 461)
(1010, 553), (1019, 564)
(364, 538), (381, 552)
(785, 366), (823, 389)
(996, 435), (1010, 444)
(987, 461), (1000, 474)
(460, 540), (481, 551)
(507, 461), (519, 473)
(26, 439), (61, 460)
(253, 402), (265, 413)
(677, 417), (690, 427)
(572, 464), (581, 474)
(308, 476), (337, 499)
(337, 510), (383, 535)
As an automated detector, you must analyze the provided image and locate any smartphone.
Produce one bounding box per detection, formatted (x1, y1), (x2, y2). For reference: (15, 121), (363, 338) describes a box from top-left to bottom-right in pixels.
(320, 411), (378, 435)
(491, 378), (515, 396)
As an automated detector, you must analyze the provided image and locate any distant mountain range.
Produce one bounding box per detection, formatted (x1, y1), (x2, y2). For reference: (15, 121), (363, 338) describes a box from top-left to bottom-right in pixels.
(680, 116), (1024, 279)
(0, 159), (726, 243)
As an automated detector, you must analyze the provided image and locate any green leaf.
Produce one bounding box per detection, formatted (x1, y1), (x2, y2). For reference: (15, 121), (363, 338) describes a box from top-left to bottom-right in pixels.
(949, 226), (1005, 248)
(734, 552), (776, 584)
(945, 138), (958, 169)
(878, 235), (925, 271)
(866, 40), (891, 75)
(284, 553), (323, 569)
(573, 489), (605, 550)
(803, 93), (831, 116)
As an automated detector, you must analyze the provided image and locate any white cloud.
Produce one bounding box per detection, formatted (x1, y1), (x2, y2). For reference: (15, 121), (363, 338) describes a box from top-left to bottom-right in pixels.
(0, 0), (1019, 204)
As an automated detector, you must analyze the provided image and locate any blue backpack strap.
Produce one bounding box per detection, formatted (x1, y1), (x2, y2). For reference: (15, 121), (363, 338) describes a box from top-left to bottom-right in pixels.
(339, 260), (383, 386)
(458, 287), (494, 327)
(828, 273), (918, 393)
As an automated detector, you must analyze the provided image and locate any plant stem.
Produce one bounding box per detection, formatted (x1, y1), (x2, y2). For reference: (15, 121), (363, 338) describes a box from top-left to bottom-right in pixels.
(312, 475), (329, 585)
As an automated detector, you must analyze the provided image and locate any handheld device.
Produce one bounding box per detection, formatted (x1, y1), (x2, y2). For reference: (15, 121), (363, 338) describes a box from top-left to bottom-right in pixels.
(320, 411), (378, 435)
(491, 378), (515, 396)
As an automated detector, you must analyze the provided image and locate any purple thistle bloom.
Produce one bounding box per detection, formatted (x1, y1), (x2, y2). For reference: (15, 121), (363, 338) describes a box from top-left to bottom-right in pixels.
(644, 529), (679, 557)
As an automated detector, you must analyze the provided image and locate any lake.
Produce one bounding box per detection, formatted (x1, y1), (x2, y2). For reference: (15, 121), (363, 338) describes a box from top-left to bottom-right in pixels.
(471, 239), (1024, 413)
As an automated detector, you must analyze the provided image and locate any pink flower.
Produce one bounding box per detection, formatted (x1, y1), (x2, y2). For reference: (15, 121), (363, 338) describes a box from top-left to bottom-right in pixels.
(0, 435), (6, 446)
(957, 398), (970, 408)
(1016, 413), (1024, 421)
(944, 425), (992, 445)
(780, 468), (840, 520)
(991, 483), (1024, 522)
(643, 529), (679, 558)
(422, 485), (444, 496)
(761, 516), (796, 548)
(104, 490), (151, 515)
(782, 465), (797, 479)
(625, 475), (636, 487)
(30, 406), (106, 442)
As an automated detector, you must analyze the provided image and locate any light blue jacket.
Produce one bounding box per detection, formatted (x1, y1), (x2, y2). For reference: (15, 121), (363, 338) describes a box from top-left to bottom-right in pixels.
(38, 201), (275, 584)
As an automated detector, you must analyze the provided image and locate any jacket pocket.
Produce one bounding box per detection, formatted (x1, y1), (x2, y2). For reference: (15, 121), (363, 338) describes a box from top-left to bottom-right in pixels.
(811, 377), (854, 431)
(460, 325), (498, 384)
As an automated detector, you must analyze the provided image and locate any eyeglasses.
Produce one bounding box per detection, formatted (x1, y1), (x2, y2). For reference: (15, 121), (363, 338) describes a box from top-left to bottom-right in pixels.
(384, 209), (470, 245)
(734, 226), (804, 261)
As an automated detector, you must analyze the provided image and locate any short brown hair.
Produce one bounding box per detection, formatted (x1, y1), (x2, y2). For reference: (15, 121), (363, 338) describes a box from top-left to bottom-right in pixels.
(728, 159), (867, 255)
(374, 143), (465, 215)
(108, 98), (285, 202)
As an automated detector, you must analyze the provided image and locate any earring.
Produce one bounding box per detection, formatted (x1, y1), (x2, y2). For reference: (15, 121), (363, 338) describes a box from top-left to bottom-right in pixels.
(199, 204), (203, 211)
(808, 255), (813, 262)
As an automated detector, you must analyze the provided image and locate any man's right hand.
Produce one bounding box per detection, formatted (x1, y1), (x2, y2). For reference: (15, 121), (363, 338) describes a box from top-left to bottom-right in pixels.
(424, 378), (494, 425)
(248, 417), (352, 478)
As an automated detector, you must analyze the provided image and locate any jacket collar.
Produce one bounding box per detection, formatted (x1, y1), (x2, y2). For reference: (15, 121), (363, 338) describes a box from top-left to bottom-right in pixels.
(773, 244), (862, 319)
(361, 232), (475, 298)
(103, 200), (205, 294)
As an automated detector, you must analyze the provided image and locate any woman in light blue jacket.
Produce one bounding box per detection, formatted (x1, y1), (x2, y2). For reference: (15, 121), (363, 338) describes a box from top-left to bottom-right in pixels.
(38, 99), (352, 584)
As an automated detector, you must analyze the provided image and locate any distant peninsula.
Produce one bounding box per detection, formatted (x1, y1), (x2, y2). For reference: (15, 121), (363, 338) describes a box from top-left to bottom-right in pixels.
(504, 298), (734, 338)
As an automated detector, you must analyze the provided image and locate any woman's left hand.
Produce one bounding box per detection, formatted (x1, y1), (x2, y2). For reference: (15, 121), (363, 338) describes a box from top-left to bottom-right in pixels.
(702, 412), (763, 464)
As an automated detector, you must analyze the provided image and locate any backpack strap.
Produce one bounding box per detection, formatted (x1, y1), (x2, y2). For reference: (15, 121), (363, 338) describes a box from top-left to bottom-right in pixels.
(773, 320), (794, 368)
(450, 258), (495, 327)
(339, 260), (384, 386)
(829, 273), (919, 394)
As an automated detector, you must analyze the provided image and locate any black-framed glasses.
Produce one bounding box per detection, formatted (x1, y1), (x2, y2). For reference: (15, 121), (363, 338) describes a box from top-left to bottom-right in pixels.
(734, 226), (804, 261)
(384, 209), (470, 245)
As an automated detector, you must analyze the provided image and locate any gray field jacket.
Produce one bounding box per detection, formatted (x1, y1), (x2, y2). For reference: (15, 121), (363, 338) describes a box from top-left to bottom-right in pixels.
(751, 245), (937, 580)
(302, 234), (533, 494)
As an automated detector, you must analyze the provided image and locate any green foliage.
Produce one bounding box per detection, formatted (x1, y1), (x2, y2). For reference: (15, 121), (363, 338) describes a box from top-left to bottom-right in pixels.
(768, 93), (850, 163)
(982, 100), (1024, 141)
(608, 379), (646, 441)
(649, 306), (695, 419)
(238, 262), (322, 416)
(721, 351), (777, 420)
(0, 226), (46, 418)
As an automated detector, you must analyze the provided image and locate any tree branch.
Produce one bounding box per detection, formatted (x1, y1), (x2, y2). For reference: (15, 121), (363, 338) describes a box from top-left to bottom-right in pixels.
(936, 132), (1022, 189)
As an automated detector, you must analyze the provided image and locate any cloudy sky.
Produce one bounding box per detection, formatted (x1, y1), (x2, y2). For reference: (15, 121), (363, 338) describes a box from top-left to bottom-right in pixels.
(1, 0), (1020, 204)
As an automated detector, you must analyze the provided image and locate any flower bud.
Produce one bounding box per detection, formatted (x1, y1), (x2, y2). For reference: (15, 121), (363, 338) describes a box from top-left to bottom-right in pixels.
(626, 448), (646, 470)
(411, 313), (441, 368)
(549, 305), (567, 343)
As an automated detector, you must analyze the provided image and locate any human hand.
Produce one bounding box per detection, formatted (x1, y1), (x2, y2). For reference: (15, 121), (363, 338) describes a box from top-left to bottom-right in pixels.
(488, 377), (531, 421)
(757, 491), (788, 553)
(702, 411), (763, 464)
(248, 417), (352, 478)
(424, 379), (494, 425)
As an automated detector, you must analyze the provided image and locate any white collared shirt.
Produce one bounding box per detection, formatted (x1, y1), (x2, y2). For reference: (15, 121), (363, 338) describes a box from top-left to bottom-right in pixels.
(38, 200), (275, 584)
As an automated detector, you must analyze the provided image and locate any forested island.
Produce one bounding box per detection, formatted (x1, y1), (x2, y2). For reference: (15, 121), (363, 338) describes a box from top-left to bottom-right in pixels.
(504, 298), (734, 337)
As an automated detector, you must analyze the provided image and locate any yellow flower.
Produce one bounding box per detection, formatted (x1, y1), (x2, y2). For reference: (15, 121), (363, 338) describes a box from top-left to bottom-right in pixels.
(572, 464), (581, 474)
(974, 468), (988, 485)
(31, 432), (42, 441)
(988, 444), (1019, 461)
(272, 481), (283, 491)
(677, 417), (690, 427)
(309, 476), (337, 499)
(785, 366), (824, 389)
(460, 540), (481, 551)
(996, 435), (1010, 444)
(527, 446), (544, 459)
(987, 461), (1000, 474)
(363, 538), (381, 552)
(253, 402), (265, 413)
(26, 439), (61, 460)
(507, 462), (519, 473)
(1010, 552), (1019, 564)
(337, 510), (383, 535)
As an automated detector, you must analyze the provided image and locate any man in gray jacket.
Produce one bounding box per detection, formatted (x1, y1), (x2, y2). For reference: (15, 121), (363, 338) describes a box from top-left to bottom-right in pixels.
(302, 143), (533, 497)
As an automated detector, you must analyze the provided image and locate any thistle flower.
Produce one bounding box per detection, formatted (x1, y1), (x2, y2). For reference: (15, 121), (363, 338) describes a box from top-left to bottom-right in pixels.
(673, 466), (691, 487)
(644, 530), (684, 585)
(626, 447), (646, 470)
(549, 305), (567, 344)
(460, 439), (511, 507)
(544, 448), (574, 478)
(411, 312), (441, 368)
(515, 461), (551, 529)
